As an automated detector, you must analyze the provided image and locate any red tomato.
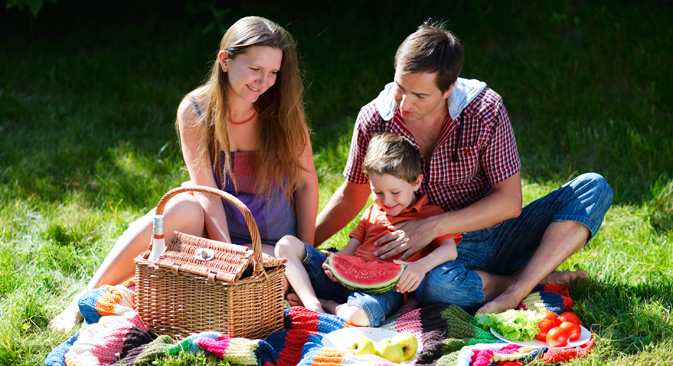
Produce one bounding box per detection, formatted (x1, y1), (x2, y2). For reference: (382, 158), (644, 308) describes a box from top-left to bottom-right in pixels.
(538, 310), (560, 326)
(559, 321), (582, 341)
(558, 312), (582, 326)
(546, 327), (569, 347)
(535, 318), (556, 341)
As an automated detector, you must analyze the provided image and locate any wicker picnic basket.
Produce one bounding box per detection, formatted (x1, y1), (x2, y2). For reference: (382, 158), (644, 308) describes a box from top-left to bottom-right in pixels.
(134, 186), (287, 340)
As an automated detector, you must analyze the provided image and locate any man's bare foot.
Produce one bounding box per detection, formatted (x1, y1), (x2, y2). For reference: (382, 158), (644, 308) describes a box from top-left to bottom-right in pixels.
(48, 301), (83, 333)
(476, 288), (523, 315)
(541, 270), (588, 286)
(477, 271), (589, 314)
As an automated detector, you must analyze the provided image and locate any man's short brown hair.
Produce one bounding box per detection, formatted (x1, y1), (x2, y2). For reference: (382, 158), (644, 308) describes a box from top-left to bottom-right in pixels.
(394, 19), (464, 93)
(362, 133), (421, 184)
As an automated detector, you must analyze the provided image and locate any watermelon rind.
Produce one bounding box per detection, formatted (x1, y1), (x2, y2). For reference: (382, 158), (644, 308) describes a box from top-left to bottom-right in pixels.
(328, 254), (406, 294)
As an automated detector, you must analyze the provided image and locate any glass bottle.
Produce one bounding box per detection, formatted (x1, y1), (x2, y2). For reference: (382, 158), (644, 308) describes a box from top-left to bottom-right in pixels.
(147, 215), (166, 262)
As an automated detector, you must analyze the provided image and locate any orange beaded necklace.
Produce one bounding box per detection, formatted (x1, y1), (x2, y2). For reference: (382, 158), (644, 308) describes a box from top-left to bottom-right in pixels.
(227, 110), (256, 125)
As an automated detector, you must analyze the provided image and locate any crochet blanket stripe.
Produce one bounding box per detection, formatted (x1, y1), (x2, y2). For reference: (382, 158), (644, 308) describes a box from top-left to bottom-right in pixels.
(45, 283), (592, 366)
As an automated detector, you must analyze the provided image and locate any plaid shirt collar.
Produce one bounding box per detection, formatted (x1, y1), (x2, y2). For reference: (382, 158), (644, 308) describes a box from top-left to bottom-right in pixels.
(375, 78), (487, 122)
(388, 109), (458, 171)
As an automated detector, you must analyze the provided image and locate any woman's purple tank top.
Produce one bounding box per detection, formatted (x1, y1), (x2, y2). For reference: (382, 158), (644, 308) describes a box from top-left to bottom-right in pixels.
(191, 97), (297, 245)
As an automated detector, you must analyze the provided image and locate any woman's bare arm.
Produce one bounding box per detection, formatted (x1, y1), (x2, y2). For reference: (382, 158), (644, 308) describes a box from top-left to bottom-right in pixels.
(177, 96), (231, 243)
(293, 130), (320, 246)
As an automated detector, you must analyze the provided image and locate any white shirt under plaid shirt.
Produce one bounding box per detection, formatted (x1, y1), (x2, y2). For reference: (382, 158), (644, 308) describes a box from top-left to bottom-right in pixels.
(344, 87), (521, 213)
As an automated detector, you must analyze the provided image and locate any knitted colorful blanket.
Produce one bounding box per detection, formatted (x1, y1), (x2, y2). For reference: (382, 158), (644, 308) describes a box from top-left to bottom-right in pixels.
(45, 282), (593, 366)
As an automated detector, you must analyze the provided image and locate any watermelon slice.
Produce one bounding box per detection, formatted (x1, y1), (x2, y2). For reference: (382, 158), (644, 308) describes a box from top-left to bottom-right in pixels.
(328, 254), (406, 294)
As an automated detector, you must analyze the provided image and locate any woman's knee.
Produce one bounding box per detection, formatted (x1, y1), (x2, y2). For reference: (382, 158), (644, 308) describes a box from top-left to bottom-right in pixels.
(162, 193), (206, 234)
(163, 192), (201, 214)
(275, 235), (304, 257)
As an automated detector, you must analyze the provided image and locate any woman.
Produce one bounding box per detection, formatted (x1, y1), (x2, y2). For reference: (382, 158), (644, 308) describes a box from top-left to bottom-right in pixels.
(49, 16), (319, 333)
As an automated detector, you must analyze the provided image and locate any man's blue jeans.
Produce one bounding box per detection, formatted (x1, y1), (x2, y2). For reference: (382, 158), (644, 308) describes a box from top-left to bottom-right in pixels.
(415, 173), (613, 313)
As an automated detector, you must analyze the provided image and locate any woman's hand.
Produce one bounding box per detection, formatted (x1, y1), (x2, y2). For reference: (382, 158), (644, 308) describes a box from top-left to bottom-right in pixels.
(373, 217), (438, 260)
(393, 260), (427, 293)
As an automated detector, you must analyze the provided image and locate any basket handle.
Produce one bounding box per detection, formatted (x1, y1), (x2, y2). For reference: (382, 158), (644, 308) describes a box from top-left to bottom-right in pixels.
(154, 185), (265, 278)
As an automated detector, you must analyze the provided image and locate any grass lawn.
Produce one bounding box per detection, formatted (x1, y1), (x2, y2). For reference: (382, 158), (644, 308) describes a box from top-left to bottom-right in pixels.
(1, 0), (672, 364)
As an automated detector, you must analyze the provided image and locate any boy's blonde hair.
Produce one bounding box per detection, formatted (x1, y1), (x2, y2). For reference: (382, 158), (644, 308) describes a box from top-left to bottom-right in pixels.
(362, 133), (421, 184)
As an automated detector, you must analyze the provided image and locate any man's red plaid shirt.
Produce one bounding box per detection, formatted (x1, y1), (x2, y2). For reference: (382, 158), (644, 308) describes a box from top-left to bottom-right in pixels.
(344, 87), (521, 213)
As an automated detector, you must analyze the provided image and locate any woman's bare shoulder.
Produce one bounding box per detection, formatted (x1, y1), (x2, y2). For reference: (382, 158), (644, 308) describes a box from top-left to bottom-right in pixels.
(178, 87), (210, 125)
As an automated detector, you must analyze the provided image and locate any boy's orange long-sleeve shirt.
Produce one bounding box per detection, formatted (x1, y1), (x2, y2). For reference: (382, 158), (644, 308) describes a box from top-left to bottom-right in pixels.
(349, 194), (462, 263)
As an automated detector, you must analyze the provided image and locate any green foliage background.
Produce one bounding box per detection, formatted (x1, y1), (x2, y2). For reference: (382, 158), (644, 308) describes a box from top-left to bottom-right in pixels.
(0, 0), (672, 364)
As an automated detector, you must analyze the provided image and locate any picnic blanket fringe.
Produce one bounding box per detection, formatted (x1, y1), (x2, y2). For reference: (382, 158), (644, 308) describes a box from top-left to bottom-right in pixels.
(45, 283), (593, 366)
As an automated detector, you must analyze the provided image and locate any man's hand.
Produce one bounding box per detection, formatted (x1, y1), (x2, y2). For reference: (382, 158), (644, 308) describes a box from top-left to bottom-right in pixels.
(373, 218), (437, 260)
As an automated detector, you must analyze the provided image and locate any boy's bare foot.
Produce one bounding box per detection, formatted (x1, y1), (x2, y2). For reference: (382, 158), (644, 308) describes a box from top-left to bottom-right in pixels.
(476, 270), (589, 314)
(320, 299), (370, 326)
(541, 270), (588, 286)
(48, 300), (83, 333)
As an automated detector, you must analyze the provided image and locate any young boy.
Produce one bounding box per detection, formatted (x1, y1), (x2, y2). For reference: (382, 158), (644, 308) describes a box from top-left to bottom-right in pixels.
(275, 133), (462, 327)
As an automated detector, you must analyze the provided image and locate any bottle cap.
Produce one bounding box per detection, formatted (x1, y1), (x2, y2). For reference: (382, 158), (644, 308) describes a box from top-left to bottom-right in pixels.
(153, 215), (165, 235)
(153, 215), (164, 227)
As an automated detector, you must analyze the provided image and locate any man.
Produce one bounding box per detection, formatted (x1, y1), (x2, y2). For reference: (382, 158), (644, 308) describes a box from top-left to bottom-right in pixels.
(314, 20), (613, 314)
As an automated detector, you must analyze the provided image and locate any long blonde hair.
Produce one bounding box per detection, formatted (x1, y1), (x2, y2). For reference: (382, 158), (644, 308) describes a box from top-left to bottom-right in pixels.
(187, 16), (308, 200)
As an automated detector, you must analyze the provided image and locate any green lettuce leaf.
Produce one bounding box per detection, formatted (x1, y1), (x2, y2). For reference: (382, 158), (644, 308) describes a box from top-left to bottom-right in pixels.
(475, 309), (540, 342)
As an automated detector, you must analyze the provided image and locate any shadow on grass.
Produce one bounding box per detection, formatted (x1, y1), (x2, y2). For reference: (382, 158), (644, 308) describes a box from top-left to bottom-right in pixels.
(0, 116), (185, 210)
(1, 0), (672, 213)
(569, 274), (673, 355)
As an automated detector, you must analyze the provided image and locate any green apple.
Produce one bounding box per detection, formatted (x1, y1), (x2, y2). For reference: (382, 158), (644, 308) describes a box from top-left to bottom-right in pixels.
(375, 338), (404, 363)
(347, 337), (376, 355)
(392, 331), (418, 361)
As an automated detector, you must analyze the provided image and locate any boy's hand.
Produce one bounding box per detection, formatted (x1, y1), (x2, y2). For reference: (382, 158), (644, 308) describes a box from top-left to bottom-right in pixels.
(393, 260), (426, 293)
(322, 253), (338, 282)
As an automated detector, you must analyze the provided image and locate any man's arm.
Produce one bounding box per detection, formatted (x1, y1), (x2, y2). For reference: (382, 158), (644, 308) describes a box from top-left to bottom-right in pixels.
(314, 180), (371, 246)
(375, 172), (522, 260)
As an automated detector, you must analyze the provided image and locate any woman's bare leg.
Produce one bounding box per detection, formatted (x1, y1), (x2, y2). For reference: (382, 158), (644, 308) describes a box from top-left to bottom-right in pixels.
(49, 193), (207, 333)
(275, 235), (325, 313)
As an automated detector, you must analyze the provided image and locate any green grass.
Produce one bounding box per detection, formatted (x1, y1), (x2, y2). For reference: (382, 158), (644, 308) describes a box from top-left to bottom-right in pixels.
(1, 0), (672, 364)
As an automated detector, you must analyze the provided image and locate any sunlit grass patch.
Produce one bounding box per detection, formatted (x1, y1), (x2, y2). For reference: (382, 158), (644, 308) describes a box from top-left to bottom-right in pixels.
(1, 0), (672, 365)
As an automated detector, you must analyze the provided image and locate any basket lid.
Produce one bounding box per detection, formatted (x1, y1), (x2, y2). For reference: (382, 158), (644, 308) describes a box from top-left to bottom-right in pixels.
(155, 232), (254, 283)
